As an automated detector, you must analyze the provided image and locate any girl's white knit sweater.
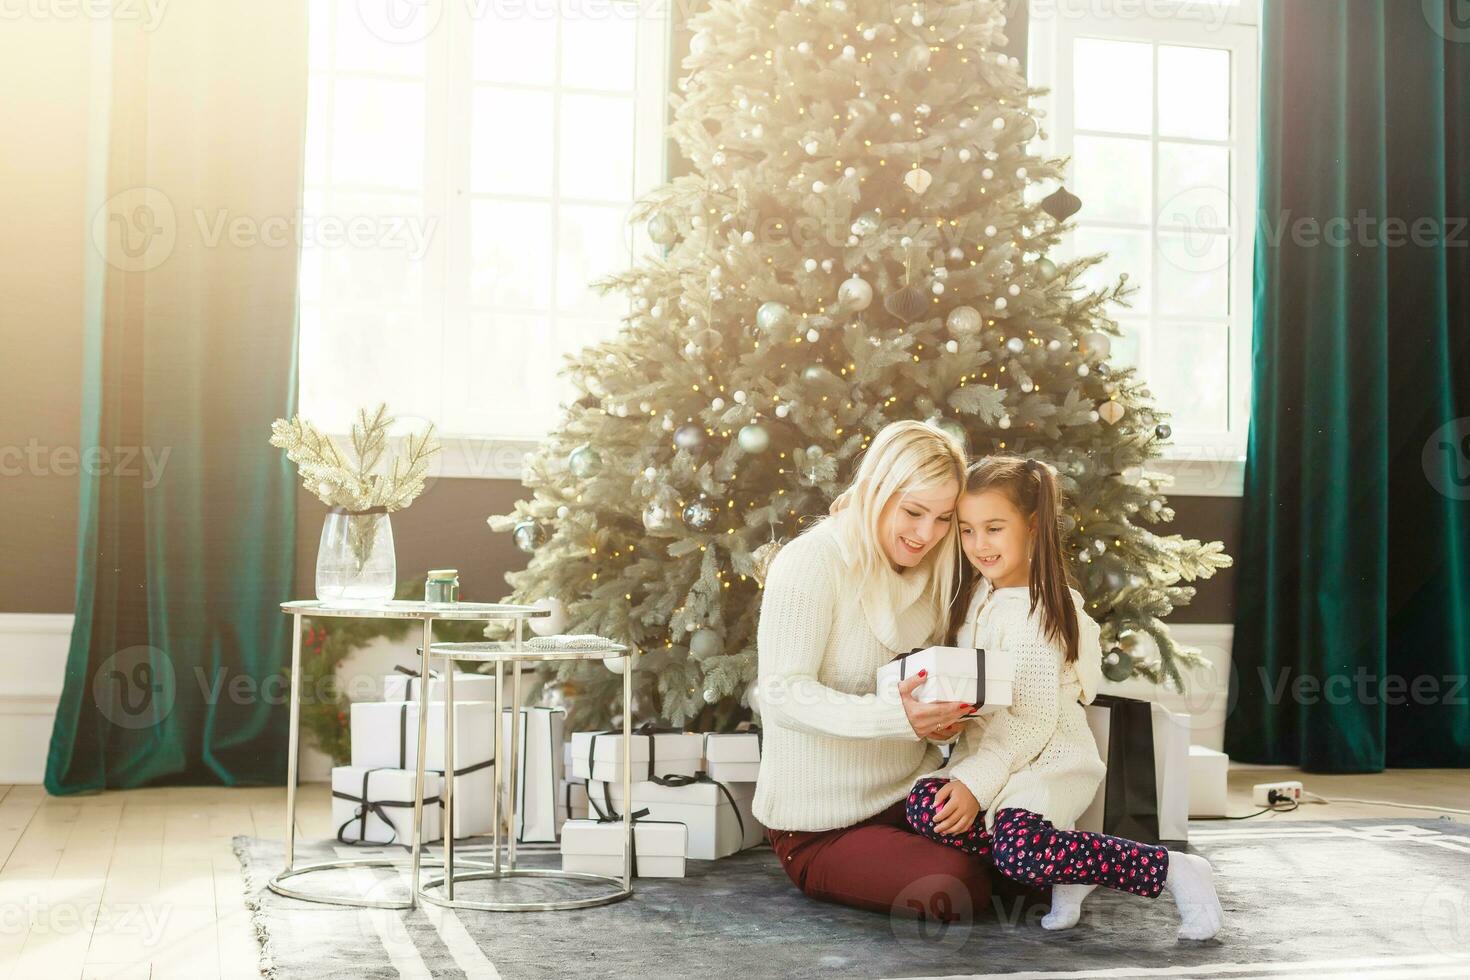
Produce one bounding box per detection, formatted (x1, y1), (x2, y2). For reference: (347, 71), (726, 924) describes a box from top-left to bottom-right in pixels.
(752, 520), (949, 832)
(928, 583), (1107, 833)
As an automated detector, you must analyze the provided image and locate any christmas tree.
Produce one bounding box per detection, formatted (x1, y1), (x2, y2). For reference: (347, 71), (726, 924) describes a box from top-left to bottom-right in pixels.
(488, 0), (1231, 730)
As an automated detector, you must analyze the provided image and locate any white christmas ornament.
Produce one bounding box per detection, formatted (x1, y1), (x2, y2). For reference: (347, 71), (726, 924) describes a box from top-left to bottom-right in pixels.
(903, 168), (933, 194)
(529, 597), (569, 637)
(837, 275), (873, 310)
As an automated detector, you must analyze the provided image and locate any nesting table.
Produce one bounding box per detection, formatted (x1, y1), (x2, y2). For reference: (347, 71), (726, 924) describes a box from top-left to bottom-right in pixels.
(268, 599), (635, 913)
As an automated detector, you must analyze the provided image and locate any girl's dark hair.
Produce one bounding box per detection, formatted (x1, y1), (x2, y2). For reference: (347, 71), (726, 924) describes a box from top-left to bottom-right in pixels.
(946, 455), (1080, 662)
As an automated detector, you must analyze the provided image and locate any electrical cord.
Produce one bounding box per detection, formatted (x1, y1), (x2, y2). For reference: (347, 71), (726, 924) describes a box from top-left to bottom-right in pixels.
(1300, 790), (1470, 817)
(1193, 789), (1300, 821)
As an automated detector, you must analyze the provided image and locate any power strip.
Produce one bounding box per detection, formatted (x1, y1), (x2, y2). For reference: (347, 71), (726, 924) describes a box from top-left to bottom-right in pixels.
(1253, 780), (1304, 806)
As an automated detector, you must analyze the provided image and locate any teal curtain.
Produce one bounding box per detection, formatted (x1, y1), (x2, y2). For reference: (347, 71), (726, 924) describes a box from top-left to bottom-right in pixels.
(1228, 0), (1470, 771)
(46, 3), (308, 793)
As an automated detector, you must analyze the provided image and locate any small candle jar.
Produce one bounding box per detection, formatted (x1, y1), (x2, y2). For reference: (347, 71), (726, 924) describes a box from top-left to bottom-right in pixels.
(424, 569), (459, 605)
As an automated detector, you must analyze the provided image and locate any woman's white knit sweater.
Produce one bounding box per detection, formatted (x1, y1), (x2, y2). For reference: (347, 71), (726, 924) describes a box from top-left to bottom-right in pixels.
(927, 584), (1107, 833)
(752, 519), (948, 832)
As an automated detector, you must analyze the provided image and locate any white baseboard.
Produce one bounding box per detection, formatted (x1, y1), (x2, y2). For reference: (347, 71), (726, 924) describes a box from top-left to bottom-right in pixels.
(0, 613), (73, 784)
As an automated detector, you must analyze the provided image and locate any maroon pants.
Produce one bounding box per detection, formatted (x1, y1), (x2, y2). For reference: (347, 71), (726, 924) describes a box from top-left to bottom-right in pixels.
(766, 799), (1049, 923)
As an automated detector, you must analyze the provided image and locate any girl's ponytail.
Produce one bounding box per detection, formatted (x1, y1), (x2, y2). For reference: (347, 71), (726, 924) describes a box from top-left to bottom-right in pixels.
(1024, 459), (1079, 663)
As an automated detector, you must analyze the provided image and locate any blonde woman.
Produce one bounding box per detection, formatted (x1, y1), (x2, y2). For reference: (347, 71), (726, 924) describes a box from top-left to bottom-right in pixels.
(753, 420), (1041, 921)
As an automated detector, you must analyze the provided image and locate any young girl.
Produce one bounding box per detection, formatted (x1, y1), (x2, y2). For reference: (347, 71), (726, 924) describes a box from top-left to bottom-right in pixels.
(905, 455), (1225, 940)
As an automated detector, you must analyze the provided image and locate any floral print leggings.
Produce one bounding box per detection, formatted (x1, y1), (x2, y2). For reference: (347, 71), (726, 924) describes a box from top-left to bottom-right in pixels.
(906, 776), (1170, 899)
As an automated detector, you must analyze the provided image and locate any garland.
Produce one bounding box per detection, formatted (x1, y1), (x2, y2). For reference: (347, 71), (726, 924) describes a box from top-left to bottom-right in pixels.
(290, 576), (488, 763)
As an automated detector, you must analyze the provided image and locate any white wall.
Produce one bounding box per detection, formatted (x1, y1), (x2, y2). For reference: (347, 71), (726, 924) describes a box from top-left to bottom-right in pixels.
(0, 614), (72, 783)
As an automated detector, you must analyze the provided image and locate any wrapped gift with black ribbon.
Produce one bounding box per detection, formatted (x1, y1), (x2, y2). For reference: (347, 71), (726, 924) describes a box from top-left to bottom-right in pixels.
(875, 645), (1016, 718)
(1076, 694), (1191, 844)
(568, 722), (702, 783)
(588, 768), (761, 860)
(499, 706), (566, 843)
(560, 806), (688, 878)
(383, 664), (498, 703)
(349, 699), (496, 837)
(331, 766), (443, 845)
(701, 729), (761, 783)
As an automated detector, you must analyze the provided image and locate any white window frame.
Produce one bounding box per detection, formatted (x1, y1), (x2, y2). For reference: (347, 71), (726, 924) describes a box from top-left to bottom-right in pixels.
(301, 0), (672, 480)
(1028, 0), (1259, 496)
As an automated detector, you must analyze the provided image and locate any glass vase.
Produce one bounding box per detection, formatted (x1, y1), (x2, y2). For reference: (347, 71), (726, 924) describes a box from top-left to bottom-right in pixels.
(316, 509), (396, 604)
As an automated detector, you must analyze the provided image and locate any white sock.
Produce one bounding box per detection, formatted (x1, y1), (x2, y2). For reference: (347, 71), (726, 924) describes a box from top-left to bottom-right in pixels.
(1040, 883), (1096, 930)
(1163, 851), (1224, 941)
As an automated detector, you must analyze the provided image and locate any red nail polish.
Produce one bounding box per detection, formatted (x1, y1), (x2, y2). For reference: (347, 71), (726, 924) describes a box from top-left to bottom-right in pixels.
(918, 669), (927, 678)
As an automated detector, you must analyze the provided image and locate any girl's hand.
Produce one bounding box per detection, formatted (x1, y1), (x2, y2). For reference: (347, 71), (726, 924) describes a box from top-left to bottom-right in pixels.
(932, 778), (981, 836)
(929, 720), (965, 741)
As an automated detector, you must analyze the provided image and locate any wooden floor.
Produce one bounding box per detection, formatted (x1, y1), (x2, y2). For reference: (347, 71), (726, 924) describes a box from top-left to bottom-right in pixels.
(1, 767), (1466, 979)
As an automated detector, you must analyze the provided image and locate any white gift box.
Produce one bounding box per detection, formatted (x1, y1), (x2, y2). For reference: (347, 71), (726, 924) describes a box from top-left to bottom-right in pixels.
(1188, 745), (1230, 818)
(350, 699), (496, 772)
(332, 766), (442, 845)
(500, 706), (566, 842)
(1078, 701), (1191, 841)
(875, 646), (1015, 717)
(702, 732), (761, 783)
(560, 818), (687, 878)
(561, 779), (589, 821)
(350, 700), (497, 836)
(383, 669), (498, 703)
(588, 777), (762, 860)
(569, 730), (702, 783)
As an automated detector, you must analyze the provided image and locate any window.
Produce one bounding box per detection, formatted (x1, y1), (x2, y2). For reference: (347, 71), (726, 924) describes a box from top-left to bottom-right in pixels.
(299, 0), (670, 471)
(1028, 0), (1259, 493)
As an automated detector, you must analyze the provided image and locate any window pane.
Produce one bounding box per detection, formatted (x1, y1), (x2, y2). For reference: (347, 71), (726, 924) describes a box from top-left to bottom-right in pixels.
(1072, 135), (1152, 224)
(331, 78), (424, 189)
(1110, 318), (1145, 371)
(445, 313), (558, 438)
(1156, 232), (1231, 316)
(560, 94), (636, 201)
(1158, 45), (1230, 141)
(472, 87), (555, 195)
(1073, 227), (1151, 315)
(1073, 37), (1152, 135)
(473, 2), (557, 85)
(316, 192), (428, 310)
(1157, 142), (1231, 233)
(471, 199), (554, 309)
(333, 0), (428, 76)
(301, 307), (442, 434)
(1149, 321), (1230, 432)
(561, 3), (637, 91)
(557, 204), (633, 315)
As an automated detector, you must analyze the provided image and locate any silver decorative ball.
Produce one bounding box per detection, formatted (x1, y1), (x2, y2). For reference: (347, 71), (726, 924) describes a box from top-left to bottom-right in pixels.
(1155, 423), (1173, 440)
(946, 305), (982, 336)
(682, 498), (716, 530)
(512, 520), (544, 554)
(837, 275), (873, 310)
(690, 628), (723, 658)
(674, 424), (704, 451)
(647, 211), (678, 245)
(756, 301), (790, 332)
(1080, 331), (1112, 359)
(642, 501), (675, 533)
(850, 211), (881, 236)
(568, 444), (602, 478)
(737, 423), (771, 454)
(1005, 337), (1024, 354)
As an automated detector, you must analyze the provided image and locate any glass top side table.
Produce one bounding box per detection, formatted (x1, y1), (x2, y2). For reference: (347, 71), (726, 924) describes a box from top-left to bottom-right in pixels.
(270, 599), (547, 910)
(415, 639), (634, 913)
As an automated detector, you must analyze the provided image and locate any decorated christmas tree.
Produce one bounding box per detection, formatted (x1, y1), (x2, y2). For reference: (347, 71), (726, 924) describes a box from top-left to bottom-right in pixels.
(489, 0), (1230, 730)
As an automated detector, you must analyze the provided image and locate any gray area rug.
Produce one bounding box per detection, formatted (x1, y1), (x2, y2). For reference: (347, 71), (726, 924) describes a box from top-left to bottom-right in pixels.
(234, 818), (1470, 979)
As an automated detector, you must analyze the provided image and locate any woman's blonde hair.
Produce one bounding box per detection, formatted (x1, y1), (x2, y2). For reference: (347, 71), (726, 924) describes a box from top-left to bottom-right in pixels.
(817, 419), (966, 643)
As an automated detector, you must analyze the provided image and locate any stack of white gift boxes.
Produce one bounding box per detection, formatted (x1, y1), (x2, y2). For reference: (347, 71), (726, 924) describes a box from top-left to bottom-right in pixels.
(559, 727), (764, 878)
(335, 669), (574, 847)
(333, 669), (500, 845)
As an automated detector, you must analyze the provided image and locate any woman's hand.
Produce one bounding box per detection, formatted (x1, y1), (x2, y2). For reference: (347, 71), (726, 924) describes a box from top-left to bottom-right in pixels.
(931, 778), (982, 836)
(899, 673), (972, 741)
